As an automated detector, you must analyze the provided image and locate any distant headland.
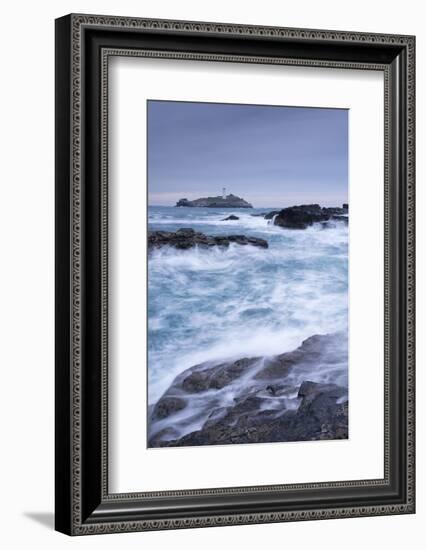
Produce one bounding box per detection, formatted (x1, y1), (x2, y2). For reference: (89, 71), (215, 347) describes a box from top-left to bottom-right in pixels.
(176, 192), (253, 209)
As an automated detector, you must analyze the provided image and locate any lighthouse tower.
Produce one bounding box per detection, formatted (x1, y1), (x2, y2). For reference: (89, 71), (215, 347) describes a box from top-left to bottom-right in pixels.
(222, 187), (226, 199)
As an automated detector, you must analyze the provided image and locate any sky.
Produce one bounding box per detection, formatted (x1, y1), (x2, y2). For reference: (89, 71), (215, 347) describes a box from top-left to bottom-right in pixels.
(147, 100), (348, 208)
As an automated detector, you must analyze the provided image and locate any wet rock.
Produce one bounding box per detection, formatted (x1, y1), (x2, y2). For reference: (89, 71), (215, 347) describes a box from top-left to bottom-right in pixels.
(264, 210), (281, 220)
(323, 207), (346, 216)
(253, 355), (299, 381)
(176, 228), (196, 237)
(181, 370), (212, 393)
(262, 205), (349, 228)
(297, 381), (347, 416)
(265, 383), (293, 396)
(152, 396), (187, 420)
(290, 382), (348, 440)
(273, 204), (331, 229)
(176, 194), (252, 208)
(181, 358), (256, 393)
(331, 214), (349, 225)
(148, 333), (348, 447)
(203, 407), (231, 429)
(160, 381), (348, 447)
(148, 427), (181, 447)
(222, 215), (239, 221)
(299, 380), (336, 398)
(253, 334), (334, 380)
(148, 229), (268, 250)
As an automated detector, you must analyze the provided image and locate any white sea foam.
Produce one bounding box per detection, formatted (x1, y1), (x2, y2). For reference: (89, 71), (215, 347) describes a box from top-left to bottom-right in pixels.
(148, 207), (348, 407)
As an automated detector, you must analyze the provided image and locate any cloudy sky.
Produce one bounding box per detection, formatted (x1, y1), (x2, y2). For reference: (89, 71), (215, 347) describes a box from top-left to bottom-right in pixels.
(147, 100), (348, 208)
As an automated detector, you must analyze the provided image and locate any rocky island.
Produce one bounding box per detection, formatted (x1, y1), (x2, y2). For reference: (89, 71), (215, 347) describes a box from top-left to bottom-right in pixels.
(266, 204), (348, 229)
(176, 193), (253, 208)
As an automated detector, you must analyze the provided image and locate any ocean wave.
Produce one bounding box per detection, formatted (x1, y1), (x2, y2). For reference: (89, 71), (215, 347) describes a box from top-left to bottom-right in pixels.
(148, 208), (348, 406)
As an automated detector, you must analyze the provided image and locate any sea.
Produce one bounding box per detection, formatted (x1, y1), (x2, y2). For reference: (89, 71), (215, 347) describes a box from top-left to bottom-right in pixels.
(147, 206), (349, 410)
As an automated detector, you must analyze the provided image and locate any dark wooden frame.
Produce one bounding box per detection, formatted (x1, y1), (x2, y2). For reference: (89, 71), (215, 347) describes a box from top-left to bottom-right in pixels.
(55, 13), (415, 535)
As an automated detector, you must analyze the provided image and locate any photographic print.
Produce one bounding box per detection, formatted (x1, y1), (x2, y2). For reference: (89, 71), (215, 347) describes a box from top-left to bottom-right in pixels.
(147, 100), (349, 448)
(56, 16), (415, 533)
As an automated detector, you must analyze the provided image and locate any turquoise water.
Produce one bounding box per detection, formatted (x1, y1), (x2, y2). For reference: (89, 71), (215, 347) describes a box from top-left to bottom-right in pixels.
(148, 206), (348, 405)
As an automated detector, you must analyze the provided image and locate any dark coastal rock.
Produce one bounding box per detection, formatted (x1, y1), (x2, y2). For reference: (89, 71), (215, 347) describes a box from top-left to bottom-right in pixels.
(148, 333), (348, 447)
(265, 383), (294, 396)
(222, 215), (239, 221)
(332, 215), (349, 225)
(148, 229), (268, 250)
(148, 427), (181, 447)
(253, 334), (334, 380)
(159, 382), (348, 447)
(323, 207), (346, 216)
(293, 381), (348, 440)
(271, 204), (349, 229)
(298, 380), (347, 409)
(176, 194), (253, 208)
(252, 355), (296, 381)
(152, 396), (187, 420)
(273, 204), (330, 229)
(264, 210), (281, 220)
(181, 357), (256, 393)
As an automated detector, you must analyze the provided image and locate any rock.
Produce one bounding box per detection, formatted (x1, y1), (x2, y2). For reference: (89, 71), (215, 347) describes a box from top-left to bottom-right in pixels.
(175, 228), (195, 237)
(148, 332), (348, 447)
(148, 230), (268, 250)
(253, 355), (296, 380)
(323, 207), (346, 216)
(148, 427), (181, 447)
(318, 207), (349, 228)
(265, 383), (293, 396)
(273, 204), (331, 229)
(343, 203), (349, 210)
(159, 381), (348, 447)
(331, 214), (349, 225)
(181, 358), (256, 393)
(176, 194), (253, 208)
(264, 210), (281, 220)
(152, 396), (187, 420)
(203, 407), (230, 428)
(221, 215), (239, 221)
(181, 370), (212, 393)
(298, 380), (346, 400)
(253, 334), (334, 380)
(292, 381), (348, 440)
(270, 204), (349, 229)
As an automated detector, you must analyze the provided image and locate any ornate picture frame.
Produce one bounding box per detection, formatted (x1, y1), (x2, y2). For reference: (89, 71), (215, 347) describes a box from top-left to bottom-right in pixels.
(55, 14), (415, 535)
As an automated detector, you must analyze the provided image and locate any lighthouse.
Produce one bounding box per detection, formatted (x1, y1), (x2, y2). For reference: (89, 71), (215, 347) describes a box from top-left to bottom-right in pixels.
(222, 187), (226, 199)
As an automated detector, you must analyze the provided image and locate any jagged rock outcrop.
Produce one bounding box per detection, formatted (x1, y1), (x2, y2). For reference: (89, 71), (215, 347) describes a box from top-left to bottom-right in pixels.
(271, 204), (348, 229)
(176, 194), (253, 208)
(264, 210), (281, 220)
(148, 228), (268, 250)
(158, 383), (348, 446)
(148, 333), (348, 447)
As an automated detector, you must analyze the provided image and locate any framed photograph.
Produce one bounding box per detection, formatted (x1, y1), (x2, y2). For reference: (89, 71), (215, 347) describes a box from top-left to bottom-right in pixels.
(55, 14), (415, 535)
